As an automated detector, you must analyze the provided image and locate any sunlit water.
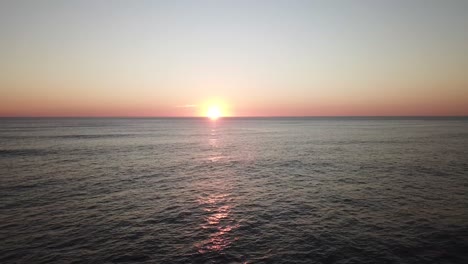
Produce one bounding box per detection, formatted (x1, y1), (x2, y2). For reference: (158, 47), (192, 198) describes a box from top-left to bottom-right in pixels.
(1, 117), (468, 263)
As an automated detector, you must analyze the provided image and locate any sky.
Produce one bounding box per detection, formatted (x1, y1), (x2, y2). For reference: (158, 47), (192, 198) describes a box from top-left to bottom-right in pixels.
(1, 0), (467, 117)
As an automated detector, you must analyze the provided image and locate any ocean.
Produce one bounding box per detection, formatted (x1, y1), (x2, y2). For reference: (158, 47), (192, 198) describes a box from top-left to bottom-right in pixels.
(1, 117), (467, 263)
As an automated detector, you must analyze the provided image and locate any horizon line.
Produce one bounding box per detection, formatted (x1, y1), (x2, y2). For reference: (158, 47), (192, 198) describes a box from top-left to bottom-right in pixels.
(1, 115), (467, 119)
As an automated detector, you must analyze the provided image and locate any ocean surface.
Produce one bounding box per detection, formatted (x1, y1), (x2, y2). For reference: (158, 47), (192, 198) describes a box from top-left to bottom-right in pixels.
(1, 117), (468, 264)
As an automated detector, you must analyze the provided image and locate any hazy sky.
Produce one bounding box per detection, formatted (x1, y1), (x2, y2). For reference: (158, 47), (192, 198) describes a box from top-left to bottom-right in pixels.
(1, 0), (467, 116)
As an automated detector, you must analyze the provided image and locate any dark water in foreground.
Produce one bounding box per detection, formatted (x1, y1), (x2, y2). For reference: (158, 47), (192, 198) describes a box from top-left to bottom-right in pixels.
(1, 117), (468, 264)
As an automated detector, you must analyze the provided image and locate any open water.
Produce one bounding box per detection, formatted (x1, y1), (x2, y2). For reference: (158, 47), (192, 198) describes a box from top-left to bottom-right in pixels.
(1, 117), (467, 263)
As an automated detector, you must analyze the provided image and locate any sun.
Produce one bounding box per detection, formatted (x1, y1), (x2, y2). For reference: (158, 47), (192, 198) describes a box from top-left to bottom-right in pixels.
(206, 106), (222, 120)
(200, 99), (230, 119)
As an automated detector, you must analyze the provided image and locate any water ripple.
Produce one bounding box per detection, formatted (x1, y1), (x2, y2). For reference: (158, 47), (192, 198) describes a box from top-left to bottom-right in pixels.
(1, 118), (467, 263)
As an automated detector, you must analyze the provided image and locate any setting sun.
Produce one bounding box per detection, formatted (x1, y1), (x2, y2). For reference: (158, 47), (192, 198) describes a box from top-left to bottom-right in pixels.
(206, 106), (221, 120)
(200, 99), (230, 119)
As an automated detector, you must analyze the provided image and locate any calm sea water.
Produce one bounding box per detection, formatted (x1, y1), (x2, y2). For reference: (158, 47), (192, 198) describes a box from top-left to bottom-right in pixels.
(1, 117), (468, 263)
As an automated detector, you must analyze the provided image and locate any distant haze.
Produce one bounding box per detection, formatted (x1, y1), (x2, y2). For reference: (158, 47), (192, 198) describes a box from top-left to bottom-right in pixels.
(1, 0), (467, 116)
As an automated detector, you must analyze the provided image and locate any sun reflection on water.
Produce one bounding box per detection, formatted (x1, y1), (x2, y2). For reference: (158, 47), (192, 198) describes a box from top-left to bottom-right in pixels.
(196, 193), (239, 254)
(209, 127), (218, 146)
(208, 125), (224, 162)
(193, 121), (240, 255)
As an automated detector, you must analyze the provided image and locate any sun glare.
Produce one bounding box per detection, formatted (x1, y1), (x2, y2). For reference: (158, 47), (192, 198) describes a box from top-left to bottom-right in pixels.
(200, 100), (229, 119)
(207, 106), (221, 120)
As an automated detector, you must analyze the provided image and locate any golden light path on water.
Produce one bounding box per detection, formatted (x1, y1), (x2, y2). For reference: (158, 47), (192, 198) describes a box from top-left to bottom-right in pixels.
(196, 193), (239, 254)
(195, 120), (240, 255)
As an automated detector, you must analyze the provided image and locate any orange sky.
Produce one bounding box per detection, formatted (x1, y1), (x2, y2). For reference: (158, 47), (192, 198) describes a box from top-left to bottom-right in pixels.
(1, 1), (467, 117)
